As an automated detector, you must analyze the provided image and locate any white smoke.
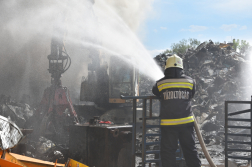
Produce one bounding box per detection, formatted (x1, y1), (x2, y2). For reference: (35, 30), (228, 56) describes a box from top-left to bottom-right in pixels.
(97, 0), (154, 31)
(243, 51), (252, 100)
(0, 0), (162, 104)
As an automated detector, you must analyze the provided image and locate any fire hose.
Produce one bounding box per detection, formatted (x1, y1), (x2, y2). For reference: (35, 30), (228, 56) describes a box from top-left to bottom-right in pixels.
(193, 114), (217, 167)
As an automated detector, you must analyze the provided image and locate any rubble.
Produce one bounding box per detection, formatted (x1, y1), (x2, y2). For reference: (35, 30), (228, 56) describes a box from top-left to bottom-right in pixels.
(0, 95), (68, 163)
(0, 95), (34, 128)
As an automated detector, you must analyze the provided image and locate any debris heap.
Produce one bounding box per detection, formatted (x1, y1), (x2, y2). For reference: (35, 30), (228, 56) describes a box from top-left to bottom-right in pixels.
(0, 95), (33, 128)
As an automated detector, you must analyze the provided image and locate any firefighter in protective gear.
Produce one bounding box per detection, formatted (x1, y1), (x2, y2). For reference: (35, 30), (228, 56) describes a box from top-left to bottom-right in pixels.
(152, 54), (201, 167)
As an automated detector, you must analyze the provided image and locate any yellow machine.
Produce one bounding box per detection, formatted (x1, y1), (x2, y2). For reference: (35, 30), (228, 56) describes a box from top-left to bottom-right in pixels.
(79, 55), (139, 123)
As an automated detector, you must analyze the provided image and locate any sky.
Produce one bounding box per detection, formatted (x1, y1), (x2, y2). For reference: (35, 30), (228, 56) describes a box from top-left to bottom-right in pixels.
(143, 0), (252, 56)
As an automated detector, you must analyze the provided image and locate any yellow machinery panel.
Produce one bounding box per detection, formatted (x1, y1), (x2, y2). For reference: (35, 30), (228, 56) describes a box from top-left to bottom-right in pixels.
(65, 159), (89, 167)
(109, 98), (125, 103)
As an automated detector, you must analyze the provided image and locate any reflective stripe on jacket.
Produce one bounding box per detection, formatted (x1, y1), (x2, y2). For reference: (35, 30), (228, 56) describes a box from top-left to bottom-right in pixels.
(157, 79), (193, 92)
(152, 72), (195, 127)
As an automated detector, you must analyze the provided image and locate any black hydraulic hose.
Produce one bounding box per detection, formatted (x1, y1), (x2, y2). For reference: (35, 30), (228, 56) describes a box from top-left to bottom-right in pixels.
(62, 50), (71, 73)
(63, 53), (69, 70)
(64, 56), (71, 72)
(63, 46), (71, 71)
(193, 113), (217, 167)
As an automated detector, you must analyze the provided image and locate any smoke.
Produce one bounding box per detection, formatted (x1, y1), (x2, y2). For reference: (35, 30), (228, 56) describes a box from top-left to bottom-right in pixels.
(0, 0), (161, 104)
(0, 1), (57, 104)
(98, 0), (153, 31)
(243, 51), (252, 100)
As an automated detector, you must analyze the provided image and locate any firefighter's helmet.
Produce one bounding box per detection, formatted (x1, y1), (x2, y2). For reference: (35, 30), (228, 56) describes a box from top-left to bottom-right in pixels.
(165, 54), (183, 69)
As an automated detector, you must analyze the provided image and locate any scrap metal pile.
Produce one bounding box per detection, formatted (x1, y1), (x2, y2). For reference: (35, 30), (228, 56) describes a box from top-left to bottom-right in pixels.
(139, 40), (251, 165)
(0, 95), (69, 163)
(0, 95), (33, 129)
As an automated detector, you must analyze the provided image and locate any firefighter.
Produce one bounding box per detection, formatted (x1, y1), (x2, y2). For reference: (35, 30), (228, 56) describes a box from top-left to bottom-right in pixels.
(152, 54), (201, 167)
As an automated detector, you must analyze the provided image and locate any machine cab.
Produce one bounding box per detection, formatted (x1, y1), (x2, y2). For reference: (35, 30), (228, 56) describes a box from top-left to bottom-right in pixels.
(109, 56), (139, 104)
(80, 55), (139, 107)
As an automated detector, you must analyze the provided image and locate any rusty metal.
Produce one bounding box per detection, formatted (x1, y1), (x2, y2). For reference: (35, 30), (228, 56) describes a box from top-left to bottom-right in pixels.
(54, 160), (57, 167)
(20, 129), (33, 135)
(0, 150), (27, 167)
(0, 158), (24, 167)
(69, 125), (132, 167)
(109, 98), (126, 103)
(111, 128), (119, 137)
(219, 43), (232, 48)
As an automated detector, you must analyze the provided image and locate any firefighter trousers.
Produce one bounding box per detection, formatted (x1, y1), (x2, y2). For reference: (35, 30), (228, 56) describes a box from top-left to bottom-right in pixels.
(161, 125), (201, 167)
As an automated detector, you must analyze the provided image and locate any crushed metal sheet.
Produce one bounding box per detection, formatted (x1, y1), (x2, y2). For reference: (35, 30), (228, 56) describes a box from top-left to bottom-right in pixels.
(0, 115), (23, 150)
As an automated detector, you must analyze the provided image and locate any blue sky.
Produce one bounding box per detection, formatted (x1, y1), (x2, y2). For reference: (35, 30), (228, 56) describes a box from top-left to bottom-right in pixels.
(143, 0), (252, 56)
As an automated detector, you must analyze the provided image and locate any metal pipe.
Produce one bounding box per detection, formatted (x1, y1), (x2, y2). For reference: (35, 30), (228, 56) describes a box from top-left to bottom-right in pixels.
(121, 95), (158, 100)
(132, 99), (136, 167)
(225, 101), (251, 104)
(142, 99), (147, 167)
(149, 98), (152, 118)
(250, 96), (252, 166)
(225, 101), (228, 167)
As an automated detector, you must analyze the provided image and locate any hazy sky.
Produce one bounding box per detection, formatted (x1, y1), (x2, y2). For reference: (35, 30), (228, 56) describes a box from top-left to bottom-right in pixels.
(143, 0), (252, 55)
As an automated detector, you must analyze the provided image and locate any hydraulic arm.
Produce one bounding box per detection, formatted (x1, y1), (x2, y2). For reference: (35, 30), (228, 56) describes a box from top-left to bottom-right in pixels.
(36, 10), (79, 139)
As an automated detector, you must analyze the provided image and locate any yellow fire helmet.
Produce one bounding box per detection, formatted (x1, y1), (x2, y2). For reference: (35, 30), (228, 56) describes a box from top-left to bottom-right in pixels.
(165, 54), (183, 69)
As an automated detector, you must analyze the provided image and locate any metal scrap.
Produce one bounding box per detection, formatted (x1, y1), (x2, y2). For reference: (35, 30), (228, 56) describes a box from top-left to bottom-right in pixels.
(0, 115), (23, 150)
(0, 95), (34, 128)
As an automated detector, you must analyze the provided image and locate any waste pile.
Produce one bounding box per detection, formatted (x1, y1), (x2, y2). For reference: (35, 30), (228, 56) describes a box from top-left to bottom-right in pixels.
(0, 94), (34, 128)
(0, 95), (68, 163)
(18, 136), (68, 163)
(138, 40), (251, 166)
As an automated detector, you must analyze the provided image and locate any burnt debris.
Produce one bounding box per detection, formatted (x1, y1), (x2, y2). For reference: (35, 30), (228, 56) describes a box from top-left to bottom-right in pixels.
(0, 95), (34, 128)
